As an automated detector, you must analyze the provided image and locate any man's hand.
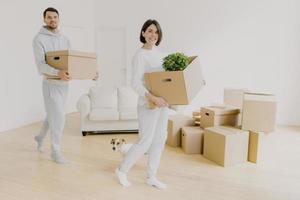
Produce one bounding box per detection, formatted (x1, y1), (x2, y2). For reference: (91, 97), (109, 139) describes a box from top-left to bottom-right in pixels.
(146, 92), (169, 108)
(57, 70), (71, 81)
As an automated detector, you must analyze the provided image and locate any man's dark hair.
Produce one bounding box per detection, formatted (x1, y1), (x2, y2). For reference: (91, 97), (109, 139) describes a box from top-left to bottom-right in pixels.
(43, 7), (59, 18)
(140, 19), (162, 46)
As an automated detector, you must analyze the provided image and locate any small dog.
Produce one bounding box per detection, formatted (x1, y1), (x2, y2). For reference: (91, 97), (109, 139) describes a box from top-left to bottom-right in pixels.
(111, 138), (133, 155)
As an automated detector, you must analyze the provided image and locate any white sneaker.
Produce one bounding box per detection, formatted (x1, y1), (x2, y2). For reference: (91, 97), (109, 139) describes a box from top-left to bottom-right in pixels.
(115, 168), (131, 187)
(51, 152), (70, 164)
(146, 177), (167, 189)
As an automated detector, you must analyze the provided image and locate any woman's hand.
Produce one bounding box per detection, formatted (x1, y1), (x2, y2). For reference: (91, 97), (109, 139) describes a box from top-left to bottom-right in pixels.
(57, 70), (71, 81)
(146, 92), (169, 107)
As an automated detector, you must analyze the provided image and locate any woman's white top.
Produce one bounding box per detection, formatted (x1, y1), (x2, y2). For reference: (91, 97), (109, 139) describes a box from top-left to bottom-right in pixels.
(131, 47), (166, 106)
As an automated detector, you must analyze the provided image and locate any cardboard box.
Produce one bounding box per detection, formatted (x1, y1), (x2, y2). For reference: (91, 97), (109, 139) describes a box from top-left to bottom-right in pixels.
(46, 50), (97, 79)
(224, 88), (249, 108)
(167, 115), (194, 147)
(144, 56), (205, 105)
(181, 126), (204, 154)
(200, 105), (240, 128)
(248, 131), (268, 163)
(242, 92), (277, 132)
(203, 126), (249, 167)
(224, 88), (249, 126)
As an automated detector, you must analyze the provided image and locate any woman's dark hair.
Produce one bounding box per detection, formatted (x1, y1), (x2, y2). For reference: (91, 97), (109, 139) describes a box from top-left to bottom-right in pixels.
(140, 19), (162, 46)
(43, 7), (59, 18)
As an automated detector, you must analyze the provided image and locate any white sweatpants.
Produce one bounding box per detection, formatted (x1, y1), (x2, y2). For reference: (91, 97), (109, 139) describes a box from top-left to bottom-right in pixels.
(36, 80), (68, 153)
(119, 105), (169, 178)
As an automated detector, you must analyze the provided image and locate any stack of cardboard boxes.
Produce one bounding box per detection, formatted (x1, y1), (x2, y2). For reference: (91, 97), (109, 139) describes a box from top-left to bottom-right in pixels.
(203, 88), (276, 166)
(223, 88), (277, 163)
(142, 53), (276, 167)
(166, 88), (277, 167)
(199, 103), (248, 167)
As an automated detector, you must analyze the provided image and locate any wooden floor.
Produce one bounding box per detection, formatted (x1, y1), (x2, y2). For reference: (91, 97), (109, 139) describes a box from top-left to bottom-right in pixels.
(0, 113), (300, 200)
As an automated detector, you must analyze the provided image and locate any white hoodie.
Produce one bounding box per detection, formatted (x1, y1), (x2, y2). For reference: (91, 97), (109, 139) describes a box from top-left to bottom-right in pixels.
(131, 47), (166, 106)
(32, 26), (71, 77)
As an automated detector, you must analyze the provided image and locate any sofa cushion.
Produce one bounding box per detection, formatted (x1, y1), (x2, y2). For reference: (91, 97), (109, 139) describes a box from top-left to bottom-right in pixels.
(89, 86), (117, 109)
(119, 108), (138, 120)
(89, 108), (119, 121)
(118, 86), (138, 110)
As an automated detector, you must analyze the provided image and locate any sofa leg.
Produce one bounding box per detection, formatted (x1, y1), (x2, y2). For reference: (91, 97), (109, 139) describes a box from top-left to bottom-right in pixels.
(82, 131), (88, 136)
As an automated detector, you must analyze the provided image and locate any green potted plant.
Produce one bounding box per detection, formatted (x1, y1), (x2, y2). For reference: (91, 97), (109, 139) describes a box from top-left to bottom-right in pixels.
(162, 52), (189, 71)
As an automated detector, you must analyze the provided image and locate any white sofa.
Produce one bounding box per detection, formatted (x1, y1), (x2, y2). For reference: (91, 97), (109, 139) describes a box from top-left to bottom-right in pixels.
(77, 85), (139, 136)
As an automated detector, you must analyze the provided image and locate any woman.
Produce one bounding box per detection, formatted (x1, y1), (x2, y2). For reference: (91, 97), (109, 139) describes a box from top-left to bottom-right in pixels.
(115, 19), (169, 189)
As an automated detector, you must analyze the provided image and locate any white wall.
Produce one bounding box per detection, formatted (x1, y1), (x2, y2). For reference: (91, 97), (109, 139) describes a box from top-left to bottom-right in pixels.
(94, 0), (300, 126)
(0, 0), (96, 132)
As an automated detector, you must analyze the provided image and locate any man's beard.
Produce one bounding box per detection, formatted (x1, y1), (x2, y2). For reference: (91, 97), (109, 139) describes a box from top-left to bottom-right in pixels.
(46, 24), (57, 30)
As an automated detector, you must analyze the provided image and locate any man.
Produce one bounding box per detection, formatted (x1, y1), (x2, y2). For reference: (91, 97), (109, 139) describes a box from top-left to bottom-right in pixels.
(32, 7), (71, 164)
